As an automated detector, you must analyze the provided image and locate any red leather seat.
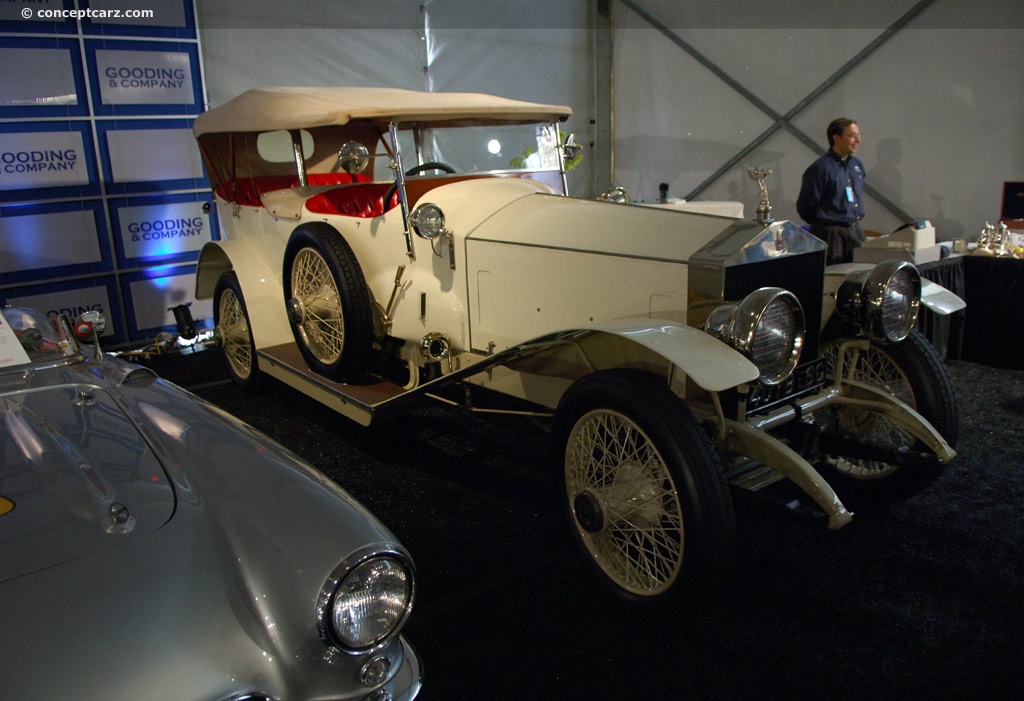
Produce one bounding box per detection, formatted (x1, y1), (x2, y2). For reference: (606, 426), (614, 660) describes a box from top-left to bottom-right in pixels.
(216, 173), (372, 206)
(305, 172), (371, 186)
(304, 182), (399, 218)
(216, 174), (394, 217)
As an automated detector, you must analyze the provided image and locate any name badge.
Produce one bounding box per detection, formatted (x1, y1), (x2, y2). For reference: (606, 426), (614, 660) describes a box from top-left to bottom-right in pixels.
(846, 185), (855, 202)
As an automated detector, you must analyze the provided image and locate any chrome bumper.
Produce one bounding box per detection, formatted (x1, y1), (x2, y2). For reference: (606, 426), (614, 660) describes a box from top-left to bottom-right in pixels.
(712, 380), (956, 530)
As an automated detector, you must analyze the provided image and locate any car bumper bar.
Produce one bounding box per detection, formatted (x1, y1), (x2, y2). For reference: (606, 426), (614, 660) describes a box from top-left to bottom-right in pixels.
(714, 376), (956, 530)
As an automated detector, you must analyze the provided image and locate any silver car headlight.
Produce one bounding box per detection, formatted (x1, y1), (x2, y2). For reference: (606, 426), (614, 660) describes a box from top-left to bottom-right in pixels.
(705, 287), (804, 386)
(317, 550), (415, 653)
(835, 260), (921, 342)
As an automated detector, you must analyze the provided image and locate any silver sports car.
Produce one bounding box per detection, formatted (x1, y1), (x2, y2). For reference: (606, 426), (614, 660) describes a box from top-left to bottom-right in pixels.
(0, 306), (422, 701)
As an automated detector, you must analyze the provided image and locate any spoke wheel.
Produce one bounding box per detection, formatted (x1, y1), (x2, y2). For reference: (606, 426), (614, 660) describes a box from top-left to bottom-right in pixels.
(816, 329), (960, 504)
(283, 223), (373, 381)
(566, 409), (684, 595)
(214, 272), (261, 392)
(291, 247), (345, 365)
(554, 370), (735, 604)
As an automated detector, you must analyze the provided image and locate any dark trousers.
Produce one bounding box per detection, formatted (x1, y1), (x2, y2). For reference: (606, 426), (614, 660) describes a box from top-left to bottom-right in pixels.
(811, 221), (865, 264)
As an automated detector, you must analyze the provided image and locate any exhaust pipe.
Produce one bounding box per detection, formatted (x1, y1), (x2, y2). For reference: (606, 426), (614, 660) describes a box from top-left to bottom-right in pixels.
(419, 332), (450, 361)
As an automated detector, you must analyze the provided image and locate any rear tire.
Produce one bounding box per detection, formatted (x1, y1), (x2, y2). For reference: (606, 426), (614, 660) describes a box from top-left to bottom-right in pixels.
(214, 271), (262, 393)
(552, 370), (735, 604)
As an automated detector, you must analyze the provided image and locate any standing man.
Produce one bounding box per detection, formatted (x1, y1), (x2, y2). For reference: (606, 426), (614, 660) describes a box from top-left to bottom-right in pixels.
(797, 118), (866, 264)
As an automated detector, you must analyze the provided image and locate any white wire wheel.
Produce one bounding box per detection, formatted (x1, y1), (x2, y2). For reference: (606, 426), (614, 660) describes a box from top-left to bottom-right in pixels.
(283, 223), (373, 382)
(290, 245), (345, 365)
(214, 271), (261, 392)
(554, 370), (735, 603)
(564, 407), (685, 595)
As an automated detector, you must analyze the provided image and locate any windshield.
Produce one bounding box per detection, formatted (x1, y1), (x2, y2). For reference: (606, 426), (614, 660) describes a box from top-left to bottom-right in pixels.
(396, 123), (563, 175)
(0, 307), (81, 372)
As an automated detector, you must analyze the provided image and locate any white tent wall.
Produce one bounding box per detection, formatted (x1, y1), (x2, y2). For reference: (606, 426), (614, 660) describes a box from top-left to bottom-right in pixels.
(197, 1), (428, 97)
(195, 0), (1023, 239)
(613, 0), (1024, 240)
(196, 0), (594, 194)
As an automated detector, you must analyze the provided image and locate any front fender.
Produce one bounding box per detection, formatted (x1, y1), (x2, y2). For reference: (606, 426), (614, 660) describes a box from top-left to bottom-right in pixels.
(459, 318), (759, 395)
(920, 277), (966, 315)
(821, 262), (966, 330)
(584, 318), (759, 392)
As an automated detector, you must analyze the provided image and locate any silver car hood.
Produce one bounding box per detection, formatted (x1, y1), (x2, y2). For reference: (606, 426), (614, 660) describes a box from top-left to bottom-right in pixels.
(0, 381), (174, 582)
(0, 355), (418, 700)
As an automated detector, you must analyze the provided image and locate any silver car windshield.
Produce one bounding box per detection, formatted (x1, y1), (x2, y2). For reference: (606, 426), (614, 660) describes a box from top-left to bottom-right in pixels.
(0, 307), (81, 372)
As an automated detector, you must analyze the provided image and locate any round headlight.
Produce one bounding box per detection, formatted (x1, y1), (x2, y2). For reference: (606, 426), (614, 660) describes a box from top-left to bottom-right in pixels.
(320, 554), (414, 652)
(836, 260), (921, 342)
(705, 288), (804, 386)
(409, 203), (446, 240)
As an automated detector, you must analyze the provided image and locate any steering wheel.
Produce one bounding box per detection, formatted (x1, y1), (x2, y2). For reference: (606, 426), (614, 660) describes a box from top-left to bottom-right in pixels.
(405, 161), (456, 177)
(383, 162), (458, 211)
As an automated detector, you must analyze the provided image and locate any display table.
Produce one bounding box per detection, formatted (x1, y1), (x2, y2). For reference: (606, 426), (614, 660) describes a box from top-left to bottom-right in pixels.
(916, 255), (965, 360)
(960, 255), (1024, 369)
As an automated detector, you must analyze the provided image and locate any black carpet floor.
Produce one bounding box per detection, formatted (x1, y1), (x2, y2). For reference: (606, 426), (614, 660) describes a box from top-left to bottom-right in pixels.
(151, 349), (1024, 700)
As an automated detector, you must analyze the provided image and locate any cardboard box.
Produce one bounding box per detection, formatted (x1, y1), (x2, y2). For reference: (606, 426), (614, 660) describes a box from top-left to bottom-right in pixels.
(854, 220), (940, 264)
(853, 244), (942, 265)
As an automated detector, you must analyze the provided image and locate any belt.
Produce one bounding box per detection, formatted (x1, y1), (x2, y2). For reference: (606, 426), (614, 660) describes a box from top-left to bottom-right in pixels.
(815, 220), (859, 228)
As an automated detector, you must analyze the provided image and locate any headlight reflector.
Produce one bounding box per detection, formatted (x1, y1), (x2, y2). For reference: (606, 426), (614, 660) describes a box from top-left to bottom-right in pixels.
(319, 554), (414, 652)
(835, 260), (921, 342)
(705, 287), (804, 385)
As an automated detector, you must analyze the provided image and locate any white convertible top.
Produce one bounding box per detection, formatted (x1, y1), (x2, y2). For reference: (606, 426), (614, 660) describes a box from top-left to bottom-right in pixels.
(193, 86), (572, 136)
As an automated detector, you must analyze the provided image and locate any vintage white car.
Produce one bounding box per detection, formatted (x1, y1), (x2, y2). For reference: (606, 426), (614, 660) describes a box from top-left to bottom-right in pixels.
(193, 86), (963, 602)
(0, 306), (421, 700)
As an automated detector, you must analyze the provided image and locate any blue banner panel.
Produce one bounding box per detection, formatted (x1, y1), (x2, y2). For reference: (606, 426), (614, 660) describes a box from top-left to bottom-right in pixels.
(2, 276), (122, 341)
(79, 0), (196, 39)
(108, 190), (216, 268)
(0, 37), (88, 119)
(0, 120), (100, 202)
(120, 263), (212, 339)
(95, 118), (206, 195)
(0, 0), (77, 34)
(84, 38), (203, 116)
(0, 199), (111, 286)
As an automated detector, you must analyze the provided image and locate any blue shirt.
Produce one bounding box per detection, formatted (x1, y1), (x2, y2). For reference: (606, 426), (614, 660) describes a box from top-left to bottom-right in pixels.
(796, 149), (866, 226)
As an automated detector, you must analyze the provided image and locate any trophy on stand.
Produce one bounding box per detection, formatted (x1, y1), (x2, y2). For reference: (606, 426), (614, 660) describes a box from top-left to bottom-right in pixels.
(745, 165), (774, 225)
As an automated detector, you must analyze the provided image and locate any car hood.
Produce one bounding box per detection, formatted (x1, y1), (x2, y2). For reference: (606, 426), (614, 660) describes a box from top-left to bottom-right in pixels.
(0, 382), (174, 582)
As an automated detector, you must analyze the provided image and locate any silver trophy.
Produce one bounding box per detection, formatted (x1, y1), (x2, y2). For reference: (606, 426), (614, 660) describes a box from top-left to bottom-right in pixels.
(745, 165), (773, 225)
(973, 221), (1014, 257)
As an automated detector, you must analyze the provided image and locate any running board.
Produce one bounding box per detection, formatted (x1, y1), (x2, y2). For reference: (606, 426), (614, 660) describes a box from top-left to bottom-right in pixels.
(257, 344), (413, 426)
(256, 335), (584, 426)
(255, 325), (739, 427)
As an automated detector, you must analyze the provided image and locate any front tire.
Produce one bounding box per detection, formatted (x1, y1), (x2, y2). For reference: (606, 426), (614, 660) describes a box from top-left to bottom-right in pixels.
(214, 271), (262, 393)
(552, 370), (735, 603)
(283, 223), (373, 382)
(816, 329), (960, 504)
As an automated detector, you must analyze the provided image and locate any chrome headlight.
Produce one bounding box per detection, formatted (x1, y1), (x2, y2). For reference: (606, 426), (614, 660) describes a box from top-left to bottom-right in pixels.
(705, 288), (804, 385)
(409, 202), (446, 240)
(835, 260), (921, 342)
(317, 551), (414, 653)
